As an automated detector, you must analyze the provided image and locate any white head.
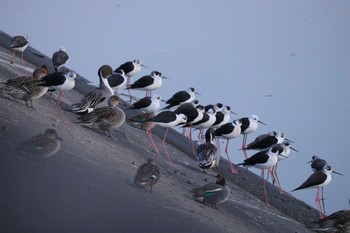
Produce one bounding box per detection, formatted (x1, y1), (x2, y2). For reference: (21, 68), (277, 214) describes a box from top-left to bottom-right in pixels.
(249, 114), (259, 122)
(152, 94), (162, 102)
(133, 59), (142, 65)
(66, 71), (77, 80)
(177, 113), (188, 124)
(322, 165), (333, 174)
(223, 106), (231, 114)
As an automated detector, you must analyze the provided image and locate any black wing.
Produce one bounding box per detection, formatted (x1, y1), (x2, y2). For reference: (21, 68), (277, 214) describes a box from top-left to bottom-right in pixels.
(129, 75), (153, 88)
(215, 123), (234, 136)
(38, 72), (66, 86)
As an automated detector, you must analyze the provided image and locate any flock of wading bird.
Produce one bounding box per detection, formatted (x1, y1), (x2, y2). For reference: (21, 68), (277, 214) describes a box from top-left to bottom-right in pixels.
(2, 35), (349, 229)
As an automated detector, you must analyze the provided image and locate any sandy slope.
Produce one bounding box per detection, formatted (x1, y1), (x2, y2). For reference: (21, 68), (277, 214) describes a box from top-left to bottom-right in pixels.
(0, 30), (318, 233)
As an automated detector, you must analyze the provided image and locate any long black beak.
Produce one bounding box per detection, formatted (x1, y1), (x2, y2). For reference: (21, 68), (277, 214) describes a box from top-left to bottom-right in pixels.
(258, 120), (267, 125)
(290, 146), (299, 152)
(279, 154), (288, 159)
(141, 64), (149, 69)
(230, 111), (238, 115)
(285, 138), (295, 143)
(195, 91), (201, 95)
(333, 170), (344, 176)
(162, 76), (169, 79)
(306, 160), (313, 164)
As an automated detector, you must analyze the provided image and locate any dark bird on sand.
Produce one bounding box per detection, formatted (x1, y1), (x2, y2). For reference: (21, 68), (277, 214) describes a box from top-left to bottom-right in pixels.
(196, 128), (220, 174)
(70, 65), (114, 114)
(0, 67), (49, 108)
(134, 158), (161, 192)
(16, 129), (62, 158)
(76, 95), (125, 140)
(313, 209), (350, 233)
(192, 175), (230, 209)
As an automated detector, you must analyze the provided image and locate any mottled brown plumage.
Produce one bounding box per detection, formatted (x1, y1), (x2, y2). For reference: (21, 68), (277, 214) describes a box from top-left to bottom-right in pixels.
(16, 129), (62, 158)
(0, 67), (48, 108)
(134, 158), (161, 192)
(76, 95), (125, 140)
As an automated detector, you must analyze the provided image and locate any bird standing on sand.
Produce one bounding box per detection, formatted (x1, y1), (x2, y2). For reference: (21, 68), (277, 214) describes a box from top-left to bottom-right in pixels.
(306, 155), (343, 216)
(237, 147), (279, 204)
(146, 111), (187, 166)
(268, 141), (299, 192)
(0, 67), (49, 108)
(36, 71), (77, 116)
(76, 95), (125, 140)
(9, 35), (29, 76)
(175, 101), (204, 155)
(292, 165), (342, 219)
(52, 47), (69, 72)
(16, 129), (62, 158)
(196, 128), (220, 174)
(192, 175), (230, 209)
(214, 119), (242, 174)
(125, 94), (162, 156)
(70, 65), (114, 114)
(134, 158), (161, 192)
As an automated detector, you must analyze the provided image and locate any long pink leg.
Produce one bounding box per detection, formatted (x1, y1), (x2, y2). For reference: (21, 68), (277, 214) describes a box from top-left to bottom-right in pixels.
(272, 163), (283, 193)
(56, 91), (67, 124)
(316, 188), (324, 219)
(182, 127), (188, 137)
(197, 128), (203, 143)
(146, 90), (152, 97)
(21, 51), (29, 75)
(126, 76), (132, 102)
(261, 169), (269, 205)
(321, 187), (325, 215)
(162, 128), (175, 167)
(215, 138), (222, 157)
(200, 128), (205, 143)
(12, 51), (20, 76)
(242, 135), (248, 159)
(224, 139), (236, 174)
(269, 168), (282, 193)
(189, 126), (196, 156)
(146, 128), (161, 157)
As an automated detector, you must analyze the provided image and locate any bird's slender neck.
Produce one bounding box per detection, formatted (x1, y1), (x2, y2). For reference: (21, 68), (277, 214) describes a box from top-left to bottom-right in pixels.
(206, 131), (215, 144)
(99, 73), (114, 95)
